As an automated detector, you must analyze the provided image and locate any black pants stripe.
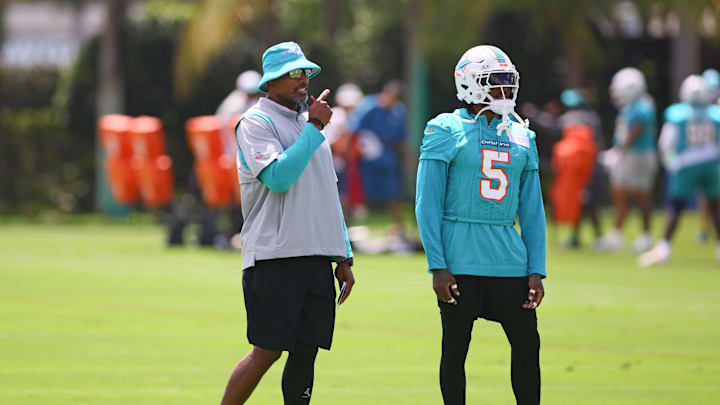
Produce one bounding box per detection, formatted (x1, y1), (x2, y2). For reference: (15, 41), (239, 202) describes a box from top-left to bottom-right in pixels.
(438, 275), (541, 405)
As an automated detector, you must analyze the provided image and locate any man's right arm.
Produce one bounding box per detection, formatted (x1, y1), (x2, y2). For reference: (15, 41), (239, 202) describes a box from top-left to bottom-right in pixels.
(415, 158), (449, 272)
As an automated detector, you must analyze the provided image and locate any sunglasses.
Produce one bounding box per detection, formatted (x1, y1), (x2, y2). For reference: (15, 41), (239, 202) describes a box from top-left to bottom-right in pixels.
(288, 68), (314, 79)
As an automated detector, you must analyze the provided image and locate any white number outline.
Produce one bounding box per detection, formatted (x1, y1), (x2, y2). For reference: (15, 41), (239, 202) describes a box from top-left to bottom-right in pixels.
(480, 148), (510, 201)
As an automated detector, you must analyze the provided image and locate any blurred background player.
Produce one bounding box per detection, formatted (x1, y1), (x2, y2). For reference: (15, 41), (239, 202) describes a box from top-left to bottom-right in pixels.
(598, 67), (657, 252)
(324, 83), (365, 223)
(350, 80), (410, 251)
(550, 89), (603, 249)
(696, 68), (720, 244)
(416, 45), (546, 405)
(639, 75), (720, 266)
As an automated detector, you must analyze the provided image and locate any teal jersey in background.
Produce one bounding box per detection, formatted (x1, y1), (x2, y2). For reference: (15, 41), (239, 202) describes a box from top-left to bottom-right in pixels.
(415, 108), (546, 278)
(660, 102), (720, 199)
(614, 96), (657, 152)
(662, 102), (720, 169)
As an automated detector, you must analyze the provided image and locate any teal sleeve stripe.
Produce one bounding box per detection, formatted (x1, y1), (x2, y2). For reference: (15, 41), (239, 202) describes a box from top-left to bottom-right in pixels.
(234, 113), (275, 172)
(340, 205), (353, 259)
(238, 150), (250, 171)
(258, 123), (325, 193)
(234, 119), (251, 171)
(415, 159), (448, 271)
(518, 170), (547, 278)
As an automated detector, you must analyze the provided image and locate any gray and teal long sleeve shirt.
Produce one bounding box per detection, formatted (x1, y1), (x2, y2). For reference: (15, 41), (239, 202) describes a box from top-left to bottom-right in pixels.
(235, 97), (352, 270)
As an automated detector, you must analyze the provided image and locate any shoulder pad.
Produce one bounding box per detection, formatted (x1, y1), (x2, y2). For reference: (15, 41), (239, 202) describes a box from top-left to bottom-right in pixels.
(707, 104), (720, 122)
(424, 113), (464, 139)
(664, 103), (690, 123)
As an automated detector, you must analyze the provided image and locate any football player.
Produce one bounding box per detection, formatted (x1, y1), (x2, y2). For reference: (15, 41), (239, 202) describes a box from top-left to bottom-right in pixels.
(416, 45), (546, 405)
(598, 67), (657, 252)
(639, 75), (720, 266)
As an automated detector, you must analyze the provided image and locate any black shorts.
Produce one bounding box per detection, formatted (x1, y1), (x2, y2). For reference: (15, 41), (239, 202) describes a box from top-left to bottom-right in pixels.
(243, 256), (336, 351)
(437, 275), (536, 325)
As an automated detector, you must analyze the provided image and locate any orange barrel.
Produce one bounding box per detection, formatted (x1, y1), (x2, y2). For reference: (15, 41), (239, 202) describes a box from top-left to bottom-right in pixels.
(130, 116), (174, 207)
(186, 116), (235, 207)
(98, 114), (139, 204)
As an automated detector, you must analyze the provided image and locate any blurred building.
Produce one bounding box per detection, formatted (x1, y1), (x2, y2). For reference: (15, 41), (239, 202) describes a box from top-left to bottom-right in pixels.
(1, 1), (142, 67)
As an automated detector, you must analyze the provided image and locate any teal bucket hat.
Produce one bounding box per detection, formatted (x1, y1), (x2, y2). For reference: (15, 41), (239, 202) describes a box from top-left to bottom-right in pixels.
(257, 42), (321, 93)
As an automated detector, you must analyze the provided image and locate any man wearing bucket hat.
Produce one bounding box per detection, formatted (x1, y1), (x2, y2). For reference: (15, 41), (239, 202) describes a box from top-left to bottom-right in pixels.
(219, 42), (355, 405)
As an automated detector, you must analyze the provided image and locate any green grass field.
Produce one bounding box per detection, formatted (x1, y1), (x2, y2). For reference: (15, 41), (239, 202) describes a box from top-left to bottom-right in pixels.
(1, 214), (719, 404)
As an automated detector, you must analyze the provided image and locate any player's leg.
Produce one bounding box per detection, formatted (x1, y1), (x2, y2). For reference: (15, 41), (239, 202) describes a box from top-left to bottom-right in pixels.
(705, 199), (720, 262)
(486, 277), (540, 405)
(705, 198), (720, 237)
(663, 199), (686, 241)
(698, 165), (720, 260)
(438, 276), (479, 405)
(282, 339), (319, 404)
(631, 188), (654, 252)
(439, 311), (474, 405)
(501, 318), (541, 405)
(638, 168), (690, 267)
(220, 346), (282, 405)
(598, 185), (627, 250)
(612, 186), (629, 231)
(697, 196), (711, 244)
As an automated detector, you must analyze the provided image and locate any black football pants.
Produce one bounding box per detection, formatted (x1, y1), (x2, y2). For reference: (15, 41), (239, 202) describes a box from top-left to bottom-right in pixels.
(438, 275), (541, 405)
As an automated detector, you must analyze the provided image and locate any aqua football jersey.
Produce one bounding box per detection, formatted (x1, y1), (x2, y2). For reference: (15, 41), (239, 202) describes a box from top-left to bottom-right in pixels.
(661, 103), (720, 199)
(614, 96), (656, 152)
(663, 102), (720, 168)
(416, 108), (546, 278)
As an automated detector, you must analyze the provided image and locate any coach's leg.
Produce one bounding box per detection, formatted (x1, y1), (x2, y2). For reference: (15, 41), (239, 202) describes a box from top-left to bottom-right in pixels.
(220, 346), (282, 405)
(501, 316), (540, 405)
(282, 339), (319, 404)
(439, 312), (474, 405)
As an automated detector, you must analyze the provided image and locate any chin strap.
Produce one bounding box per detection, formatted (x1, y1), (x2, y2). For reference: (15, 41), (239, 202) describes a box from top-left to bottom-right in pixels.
(470, 106), (530, 136)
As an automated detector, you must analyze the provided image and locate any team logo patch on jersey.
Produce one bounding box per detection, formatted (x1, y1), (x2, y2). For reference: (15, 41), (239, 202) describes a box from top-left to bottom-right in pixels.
(253, 151), (265, 159)
(481, 139), (510, 148)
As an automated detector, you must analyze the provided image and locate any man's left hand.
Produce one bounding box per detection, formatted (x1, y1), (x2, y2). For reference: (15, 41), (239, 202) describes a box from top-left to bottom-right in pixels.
(335, 262), (355, 306)
(523, 274), (544, 309)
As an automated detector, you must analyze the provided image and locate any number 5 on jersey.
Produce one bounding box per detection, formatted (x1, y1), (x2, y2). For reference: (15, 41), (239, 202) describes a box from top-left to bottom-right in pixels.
(480, 148), (509, 201)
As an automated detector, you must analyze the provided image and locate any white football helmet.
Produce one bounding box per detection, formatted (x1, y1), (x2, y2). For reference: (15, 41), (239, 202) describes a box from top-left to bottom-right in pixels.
(679, 75), (710, 104)
(454, 45), (527, 133)
(609, 67), (646, 108)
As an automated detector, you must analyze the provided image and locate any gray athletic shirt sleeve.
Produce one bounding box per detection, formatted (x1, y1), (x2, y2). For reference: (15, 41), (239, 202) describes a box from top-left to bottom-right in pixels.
(236, 114), (282, 177)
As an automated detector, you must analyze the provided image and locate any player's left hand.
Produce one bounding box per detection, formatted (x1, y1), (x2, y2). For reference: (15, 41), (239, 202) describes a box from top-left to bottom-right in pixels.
(334, 262), (355, 306)
(523, 274), (544, 309)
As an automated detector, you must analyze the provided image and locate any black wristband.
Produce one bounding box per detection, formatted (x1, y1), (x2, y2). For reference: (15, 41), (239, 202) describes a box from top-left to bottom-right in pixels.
(340, 257), (353, 266)
(308, 117), (325, 130)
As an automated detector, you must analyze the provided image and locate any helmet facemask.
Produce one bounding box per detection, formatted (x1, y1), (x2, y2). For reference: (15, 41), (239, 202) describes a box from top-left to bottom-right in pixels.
(462, 68), (527, 134)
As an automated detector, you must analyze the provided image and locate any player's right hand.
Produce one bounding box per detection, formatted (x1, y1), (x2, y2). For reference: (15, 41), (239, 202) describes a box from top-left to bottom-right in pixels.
(309, 89), (333, 126)
(432, 268), (460, 305)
